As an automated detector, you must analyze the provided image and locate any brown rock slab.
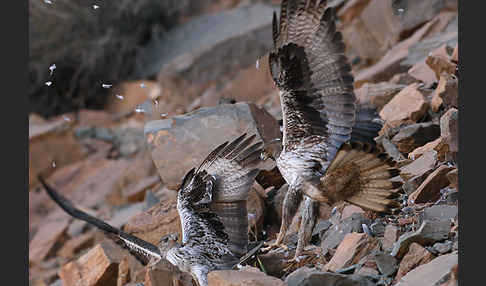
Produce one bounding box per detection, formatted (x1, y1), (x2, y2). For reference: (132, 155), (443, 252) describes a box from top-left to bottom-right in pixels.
(323, 233), (380, 272)
(145, 102), (280, 187)
(29, 219), (69, 265)
(391, 123), (440, 154)
(29, 115), (87, 187)
(124, 193), (180, 246)
(355, 82), (406, 110)
(341, 205), (365, 220)
(379, 84), (428, 128)
(59, 241), (126, 286)
(208, 266), (286, 286)
(408, 137), (449, 162)
(57, 232), (95, 259)
(395, 243), (435, 281)
(394, 252), (457, 286)
(425, 55), (457, 81)
(409, 165), (453, 204)
(390, 220), (451, 258)
(440, 108), (458, 161)
(408, 60), (436, 86)
(382, 224), (399, 250)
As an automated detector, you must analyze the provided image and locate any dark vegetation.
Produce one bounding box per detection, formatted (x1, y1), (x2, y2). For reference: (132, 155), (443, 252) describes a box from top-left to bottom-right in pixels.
(29, 0), (184, 117)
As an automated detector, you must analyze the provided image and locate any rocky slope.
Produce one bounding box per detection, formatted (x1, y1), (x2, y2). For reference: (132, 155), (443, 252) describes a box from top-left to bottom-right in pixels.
(29, 1), (458, 285)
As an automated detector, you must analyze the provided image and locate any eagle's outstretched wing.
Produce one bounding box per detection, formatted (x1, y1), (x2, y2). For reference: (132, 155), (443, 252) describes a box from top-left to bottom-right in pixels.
(269, 0), (356, 163)
(38, 176), (162, 265)
(178, 134), (263, 259)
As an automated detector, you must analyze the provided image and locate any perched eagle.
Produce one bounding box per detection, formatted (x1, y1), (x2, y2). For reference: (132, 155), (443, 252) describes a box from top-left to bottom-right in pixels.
(39, 133), (264, 286)
(263, 0), (402, 260)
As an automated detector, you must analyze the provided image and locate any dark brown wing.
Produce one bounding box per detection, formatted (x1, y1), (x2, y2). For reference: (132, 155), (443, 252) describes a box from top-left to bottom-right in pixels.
(270, 0), (356, 161)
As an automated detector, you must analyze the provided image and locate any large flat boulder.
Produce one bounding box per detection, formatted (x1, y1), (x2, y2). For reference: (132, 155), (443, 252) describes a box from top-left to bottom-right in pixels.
(144, 102), (280, 187)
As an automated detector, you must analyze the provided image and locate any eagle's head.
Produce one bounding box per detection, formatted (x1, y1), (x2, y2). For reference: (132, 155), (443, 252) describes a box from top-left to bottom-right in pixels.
(269, 43), (311, 91)
(158, 233), (180, 254)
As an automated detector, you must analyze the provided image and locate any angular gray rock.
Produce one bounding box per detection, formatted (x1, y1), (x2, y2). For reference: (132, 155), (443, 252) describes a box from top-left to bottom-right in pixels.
(400, 149), (437, 180)
(286, 267), (375, 286)
(374, 252), (398, 277)
(440, 107), (458, 162)
(391, 123), (441, 154)
(394, 252), (458, 286)
(379, 137), (407, 163)
(391, 220), (451, 258)
(320, 213), (371, 256)
(431, 241), (453, 254)
(144, 102), (280, 187)
(420, 205), (458, 223)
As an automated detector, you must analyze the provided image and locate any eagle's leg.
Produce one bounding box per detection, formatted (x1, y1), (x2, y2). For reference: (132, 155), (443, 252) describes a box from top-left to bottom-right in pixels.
(289, 195), (318, 262)
(262, 186), (302, 252)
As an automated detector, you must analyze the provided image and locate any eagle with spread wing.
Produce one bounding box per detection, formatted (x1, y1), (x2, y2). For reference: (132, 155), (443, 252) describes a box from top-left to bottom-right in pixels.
(40, 134), (264, 286)
(262, 0), (402, 260)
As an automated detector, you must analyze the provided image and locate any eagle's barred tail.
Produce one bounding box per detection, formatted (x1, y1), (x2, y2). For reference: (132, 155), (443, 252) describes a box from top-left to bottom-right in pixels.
(335, 142), (402, 214)
(38, 176), (162, 264)
(306, 142), (402, 214)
